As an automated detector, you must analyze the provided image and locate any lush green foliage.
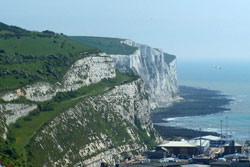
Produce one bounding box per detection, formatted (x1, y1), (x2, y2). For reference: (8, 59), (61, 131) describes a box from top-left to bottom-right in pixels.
(69, 36), (137, 55)
(0, 22), (98, 92)
(0, 139), (17, 167)
(0, 22), (55, 39)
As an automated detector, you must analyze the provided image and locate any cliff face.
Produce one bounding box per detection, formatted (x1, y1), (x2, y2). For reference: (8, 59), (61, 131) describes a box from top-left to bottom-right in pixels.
(27, 79), (159, 167)
(0, 37), (177, 167)
(1, 54), (115, 102)
(0, 103), (37, 139)
(0, 53), (115, 138)
(109, 40), (178, 107)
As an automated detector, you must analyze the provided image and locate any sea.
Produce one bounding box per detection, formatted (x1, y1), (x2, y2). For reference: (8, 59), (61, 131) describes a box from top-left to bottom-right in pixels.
(162, 60), (250, 140)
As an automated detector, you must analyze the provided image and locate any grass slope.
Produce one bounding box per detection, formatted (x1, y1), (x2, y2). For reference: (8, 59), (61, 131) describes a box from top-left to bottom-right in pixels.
(69, 36), (137, 55)
(0, 22), (98, 93)
(4, 71), (138, 166)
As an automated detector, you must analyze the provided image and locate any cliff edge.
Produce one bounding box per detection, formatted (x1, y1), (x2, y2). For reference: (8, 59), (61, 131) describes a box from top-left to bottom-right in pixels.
(70, 37), (179, 107)
(110, 40), (178, 107)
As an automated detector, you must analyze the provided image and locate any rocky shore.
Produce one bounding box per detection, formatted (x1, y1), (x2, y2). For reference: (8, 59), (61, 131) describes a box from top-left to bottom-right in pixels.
(151, 86), (233, 139)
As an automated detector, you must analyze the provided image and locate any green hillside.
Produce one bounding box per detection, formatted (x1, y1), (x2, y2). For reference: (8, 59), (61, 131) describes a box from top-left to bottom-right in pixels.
(69, 36), (137, 55)
(1, 71), (139, 167)
(0, 22), (98, 92)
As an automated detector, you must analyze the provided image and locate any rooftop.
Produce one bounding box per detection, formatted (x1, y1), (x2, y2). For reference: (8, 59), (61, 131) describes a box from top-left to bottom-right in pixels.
(193, 135), (221, 141)
(158, 140), (196, 148)
(189, 139), (210, 147)
(224, 142), (242, 147)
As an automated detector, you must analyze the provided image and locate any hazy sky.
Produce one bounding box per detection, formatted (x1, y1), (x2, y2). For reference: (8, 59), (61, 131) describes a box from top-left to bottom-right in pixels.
(1, 0), (249, 62)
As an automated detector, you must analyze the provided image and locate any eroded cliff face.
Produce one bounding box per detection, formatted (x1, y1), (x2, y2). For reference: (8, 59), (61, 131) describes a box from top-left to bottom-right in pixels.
(1, 54), (115, 102)
(27, 79), (159, 167)
(0, 53), (115, 138)
(109, 40), (178, 107)
(62, 54), (115, 92)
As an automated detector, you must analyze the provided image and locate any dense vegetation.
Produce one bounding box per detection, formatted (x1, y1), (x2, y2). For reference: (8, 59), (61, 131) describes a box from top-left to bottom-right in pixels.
(69, 36), (137, 55)
(0, 22), (98, 92)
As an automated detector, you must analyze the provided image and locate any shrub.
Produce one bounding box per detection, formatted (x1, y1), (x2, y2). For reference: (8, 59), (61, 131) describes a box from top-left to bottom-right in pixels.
(38, 103), (54, 111)
(14, 123), (21, 128)
(24, 116), (32, 121)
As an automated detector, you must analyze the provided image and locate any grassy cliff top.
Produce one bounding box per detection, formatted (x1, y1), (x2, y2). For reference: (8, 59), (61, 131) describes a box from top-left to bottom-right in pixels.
(0, 22), (97, 56)
(70, 36), (176, 65)
(0, 22), (98, 92)
(69, 36), (137, 55)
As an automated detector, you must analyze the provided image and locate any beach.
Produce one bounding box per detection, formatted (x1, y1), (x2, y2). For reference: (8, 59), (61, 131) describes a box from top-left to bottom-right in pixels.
(151, 86), (232, 139)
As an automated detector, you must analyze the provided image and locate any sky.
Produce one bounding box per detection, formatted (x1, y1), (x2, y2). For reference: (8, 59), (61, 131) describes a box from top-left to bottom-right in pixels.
(0, 0), (249, 62)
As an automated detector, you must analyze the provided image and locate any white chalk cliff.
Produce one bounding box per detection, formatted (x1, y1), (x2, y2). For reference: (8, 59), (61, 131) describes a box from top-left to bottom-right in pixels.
(109, 40), (178, 107)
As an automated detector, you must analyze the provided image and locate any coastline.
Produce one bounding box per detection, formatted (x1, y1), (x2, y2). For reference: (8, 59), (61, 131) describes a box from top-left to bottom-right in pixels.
(151, 86), (233, 139)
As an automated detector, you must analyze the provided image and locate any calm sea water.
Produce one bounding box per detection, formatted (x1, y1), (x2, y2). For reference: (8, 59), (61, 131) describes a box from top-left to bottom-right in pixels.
(164, 61), (250, 139)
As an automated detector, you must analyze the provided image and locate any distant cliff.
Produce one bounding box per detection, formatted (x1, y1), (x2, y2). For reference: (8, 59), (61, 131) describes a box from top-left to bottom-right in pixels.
(109, 40), (178, 107)
(70, 37), (179, 107)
